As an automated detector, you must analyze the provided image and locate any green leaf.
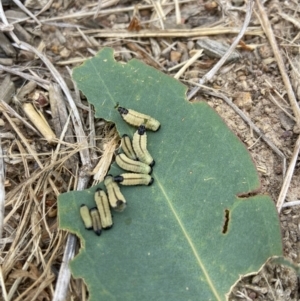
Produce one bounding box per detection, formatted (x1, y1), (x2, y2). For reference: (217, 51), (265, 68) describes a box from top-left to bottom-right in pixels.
(58, 48), (282, 301)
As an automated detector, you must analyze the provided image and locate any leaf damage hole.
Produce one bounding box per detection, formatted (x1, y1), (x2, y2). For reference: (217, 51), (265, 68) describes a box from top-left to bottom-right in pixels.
(222, 209), (230, 234)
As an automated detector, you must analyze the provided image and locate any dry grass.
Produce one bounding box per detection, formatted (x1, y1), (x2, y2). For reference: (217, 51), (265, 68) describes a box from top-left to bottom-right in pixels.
(1, 0), (300, 300)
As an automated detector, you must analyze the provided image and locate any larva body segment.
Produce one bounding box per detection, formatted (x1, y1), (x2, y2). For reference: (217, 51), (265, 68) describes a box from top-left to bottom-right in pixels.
(104, 175), (127, 212)
(118, 107), (160, 132)
(80, 204), (93, 230)
(94, 188), (113, 229)
(132, 125), (155, 167)
(90, 207), (102, 236)
(115, 153), (152, 174)
(121, 134), (137, 160)
(114, 173), (154, 186)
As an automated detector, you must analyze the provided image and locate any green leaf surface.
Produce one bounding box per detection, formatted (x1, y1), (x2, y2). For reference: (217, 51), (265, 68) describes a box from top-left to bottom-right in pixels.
(58, 48), (282, 301)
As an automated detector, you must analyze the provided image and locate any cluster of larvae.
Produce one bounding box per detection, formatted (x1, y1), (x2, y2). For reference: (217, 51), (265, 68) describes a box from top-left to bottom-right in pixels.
(80, 107), (160, 236)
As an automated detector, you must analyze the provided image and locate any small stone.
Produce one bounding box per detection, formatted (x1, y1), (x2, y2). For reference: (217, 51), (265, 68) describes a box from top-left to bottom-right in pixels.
(233, 92), (252, 111)
(60, 47), (71, 58)
(185, 69), (200, 79)
(293, 124), (300, 134)
(248, 291), (257, 300)
(258, 45), (273, 59)
(278, 111), (295, 131)
(187, 41), (194, 50)
(170, 51), (182, 62)
(107, 14), (116, 22)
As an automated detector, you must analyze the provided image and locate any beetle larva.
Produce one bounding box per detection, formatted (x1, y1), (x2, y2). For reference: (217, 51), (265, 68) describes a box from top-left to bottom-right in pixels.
(90, 207), (102, 236)
(114, 173), (154, 186)
(132, 125), (154, 167)
(115, 153), (152, 174)
(80, 204), (93, 230)
(94, 188), (113, 229)
(117, 107), (160, 132)
(121, 134), (137, 160)
(104, 175), (127, 212)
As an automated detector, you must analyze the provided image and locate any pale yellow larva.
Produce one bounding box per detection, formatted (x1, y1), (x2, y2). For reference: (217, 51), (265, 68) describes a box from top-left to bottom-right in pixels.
(118, 107), (160, 132)
(114, 173), (154, 186)
(132, 125), (154, 167)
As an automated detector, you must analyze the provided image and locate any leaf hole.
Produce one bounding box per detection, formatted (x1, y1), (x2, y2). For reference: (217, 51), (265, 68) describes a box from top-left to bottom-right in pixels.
(222, 209), (230, 234)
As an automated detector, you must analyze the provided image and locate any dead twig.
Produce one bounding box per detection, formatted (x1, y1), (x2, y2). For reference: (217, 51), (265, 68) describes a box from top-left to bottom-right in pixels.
(52, 227), (77, 301)
(9, 41), (92, 301)
(276, 135), (300, 212)
(278, 12), (300, 29)
(174, 50), (203, 79)
(255, 0), (300, 126)
(0, 265), (8, 301)
(0, 100), (42, 137)
(0, 1), (20, 44)
(282, 200), (300, 208)
(1, 109), (44, 169)
(187, 0), (254, 100)
(0, 64), (50, 90)
(71, 27), (263, 39)
(42, 0), (194, 22)
(12, 41), (91, 168)
(11, 0), (42, 26)
(22, 103), (56, 143)
(0, 138), (4, 240)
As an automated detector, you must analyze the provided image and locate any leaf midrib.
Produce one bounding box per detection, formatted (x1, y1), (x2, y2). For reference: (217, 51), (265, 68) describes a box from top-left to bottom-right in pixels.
(156, 174), (222, 301)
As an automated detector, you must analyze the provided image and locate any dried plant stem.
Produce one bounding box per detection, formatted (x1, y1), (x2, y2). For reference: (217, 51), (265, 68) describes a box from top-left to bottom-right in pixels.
(279, 12), (300, 29)
(0, 64), (50, 89)
(255, 0), (300, 126)
(9, 41), (92, 300)
(0, 265), (8, 301)
(92, 133), (119, 183)
(282, 200), (300, 208)
(7, 240), (37, 301)
(11, 0), (42, 26)
(0, 138), (4, 241)
(174, 50), (203, 79)
(12, 41), (91, 167)
(43, 0), (194, 22)
(72, 27), (262, 39)
(22, 103), (56, 143)
(0, 101), (42, 137)
(187, 0), (254, 100)
(53, 172), (91, 301)
(174, 0), (181, 25)
(52, 233), (77, 301)
(276, 134), (300, 212)
(0, 0), (20, 44)
(12, 230), (62, 301)
(2, 110), (44, 169)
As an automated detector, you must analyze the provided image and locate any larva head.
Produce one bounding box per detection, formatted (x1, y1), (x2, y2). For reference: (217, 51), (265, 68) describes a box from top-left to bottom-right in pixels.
(148, 177), (154, 186)
(149, 160), (155, 167)
(137, 124), (146, 135)
(113, 175), (124, 183)
(117, 107), (128, 115)
(90, 207), (102, 236)
(115, 200), (126, 212)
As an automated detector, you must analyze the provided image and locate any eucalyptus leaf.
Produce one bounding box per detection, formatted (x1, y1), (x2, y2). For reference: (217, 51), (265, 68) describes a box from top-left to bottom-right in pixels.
(58, 48), (282, 301)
